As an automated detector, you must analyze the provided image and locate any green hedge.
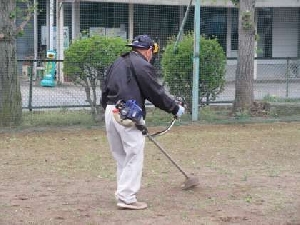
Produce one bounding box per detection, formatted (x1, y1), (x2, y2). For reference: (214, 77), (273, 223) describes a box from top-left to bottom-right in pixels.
(161, 32), (226, 107)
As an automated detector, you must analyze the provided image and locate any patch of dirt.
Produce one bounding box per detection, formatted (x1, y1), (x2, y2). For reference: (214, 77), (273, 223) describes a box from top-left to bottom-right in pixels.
(250, 101), (271, 116)
(1, 122), (300, 224)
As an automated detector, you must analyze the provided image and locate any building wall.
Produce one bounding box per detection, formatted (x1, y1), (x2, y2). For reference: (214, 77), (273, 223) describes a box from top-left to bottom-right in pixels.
(72, 0), (300, 7)
(17, 2), (300, 82)
(272, 8), (299, 57)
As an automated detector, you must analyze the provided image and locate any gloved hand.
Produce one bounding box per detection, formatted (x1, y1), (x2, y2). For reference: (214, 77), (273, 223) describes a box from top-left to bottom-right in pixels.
(176, 104), (185, 117)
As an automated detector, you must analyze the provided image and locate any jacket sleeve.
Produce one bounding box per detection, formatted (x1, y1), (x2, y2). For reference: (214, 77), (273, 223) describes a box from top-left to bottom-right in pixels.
(100, 65), (112, 109)
(135, 63), (179, 115)
(101, 89), (108, 109)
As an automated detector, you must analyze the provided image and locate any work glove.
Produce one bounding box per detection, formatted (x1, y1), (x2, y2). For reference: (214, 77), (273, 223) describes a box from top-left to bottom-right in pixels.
(176, 104), (185, 117)
(136, 124), (148, 135)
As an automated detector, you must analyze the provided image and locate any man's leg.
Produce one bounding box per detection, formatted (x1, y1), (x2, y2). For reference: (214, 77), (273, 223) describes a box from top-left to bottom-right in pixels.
(116, 125), (145, 204)
(105, 105), (147, 209)
(105, 106), (126, 188)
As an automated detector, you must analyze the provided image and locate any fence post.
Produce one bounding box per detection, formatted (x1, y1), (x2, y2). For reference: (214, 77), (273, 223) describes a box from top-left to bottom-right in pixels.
(192, 0), (200, 121)
(286, 57), (290, 98)
(28, 61), (33, 111)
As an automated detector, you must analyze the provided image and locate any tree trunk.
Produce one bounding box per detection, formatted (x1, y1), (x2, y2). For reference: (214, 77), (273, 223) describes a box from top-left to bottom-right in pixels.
(0, 0), (22, 126)
(233, 0), (256, 113)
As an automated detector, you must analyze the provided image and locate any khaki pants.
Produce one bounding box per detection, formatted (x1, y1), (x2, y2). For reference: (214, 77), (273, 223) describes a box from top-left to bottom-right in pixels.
(105, 105), (145, 204)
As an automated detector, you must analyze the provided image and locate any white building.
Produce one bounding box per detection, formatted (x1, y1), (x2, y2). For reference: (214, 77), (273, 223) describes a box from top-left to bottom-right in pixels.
(18, 0), (300, 81)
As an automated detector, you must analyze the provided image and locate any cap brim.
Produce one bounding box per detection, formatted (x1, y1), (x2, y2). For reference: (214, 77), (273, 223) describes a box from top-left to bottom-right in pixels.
(126, 44), (149, 49)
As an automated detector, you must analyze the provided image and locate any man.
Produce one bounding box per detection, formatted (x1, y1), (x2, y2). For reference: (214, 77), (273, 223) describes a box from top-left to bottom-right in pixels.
(101, 34), (185, 210)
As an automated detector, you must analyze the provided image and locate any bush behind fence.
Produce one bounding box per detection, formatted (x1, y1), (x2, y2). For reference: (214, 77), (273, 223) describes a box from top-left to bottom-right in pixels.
(19, 58), (300, 109)
(17, 57), (300, 128)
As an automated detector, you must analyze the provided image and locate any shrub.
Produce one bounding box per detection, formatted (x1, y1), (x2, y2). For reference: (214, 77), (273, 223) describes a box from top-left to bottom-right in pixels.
(63, 35), (128, 121)
(161, 32), (226, 108)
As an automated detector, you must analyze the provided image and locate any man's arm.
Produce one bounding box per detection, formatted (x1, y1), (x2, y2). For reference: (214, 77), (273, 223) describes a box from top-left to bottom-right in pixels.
(136, 64), (179, 115)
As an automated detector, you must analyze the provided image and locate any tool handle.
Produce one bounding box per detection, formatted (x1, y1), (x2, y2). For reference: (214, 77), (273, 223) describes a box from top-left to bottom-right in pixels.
(147, 134), (189, 179)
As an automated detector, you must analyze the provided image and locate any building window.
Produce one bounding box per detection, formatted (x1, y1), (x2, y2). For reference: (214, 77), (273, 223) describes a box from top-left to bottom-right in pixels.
(231, 8), (238, 52)
(257, 8), (273, 58)
(201, 7), (227, 52)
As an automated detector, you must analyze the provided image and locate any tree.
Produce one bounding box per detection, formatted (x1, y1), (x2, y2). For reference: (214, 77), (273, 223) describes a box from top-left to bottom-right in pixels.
(63, 35), (128, 122)
(0, 0), (33, 126)
(232, 0), (256, 114)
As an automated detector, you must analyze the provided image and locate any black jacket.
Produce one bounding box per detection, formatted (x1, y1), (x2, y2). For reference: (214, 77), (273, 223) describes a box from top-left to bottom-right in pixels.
(101, 51), (179, 118)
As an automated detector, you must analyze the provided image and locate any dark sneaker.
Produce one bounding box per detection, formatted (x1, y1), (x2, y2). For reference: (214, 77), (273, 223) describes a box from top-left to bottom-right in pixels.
(117, 201), (147, 210)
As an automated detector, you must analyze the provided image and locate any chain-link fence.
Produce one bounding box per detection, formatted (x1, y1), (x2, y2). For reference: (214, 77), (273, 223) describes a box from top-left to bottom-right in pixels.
(13, 1), (300, 126)
(19, 57), (300, 107)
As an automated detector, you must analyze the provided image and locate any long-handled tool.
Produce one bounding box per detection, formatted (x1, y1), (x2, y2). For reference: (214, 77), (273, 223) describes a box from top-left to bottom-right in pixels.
(146, 133), (199, 190)
(139, 117), (199, 190)
(114, 100), (199, 190)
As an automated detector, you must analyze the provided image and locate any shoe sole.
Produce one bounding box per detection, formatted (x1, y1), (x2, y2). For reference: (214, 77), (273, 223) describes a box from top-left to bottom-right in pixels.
(117, 203), (147, 210)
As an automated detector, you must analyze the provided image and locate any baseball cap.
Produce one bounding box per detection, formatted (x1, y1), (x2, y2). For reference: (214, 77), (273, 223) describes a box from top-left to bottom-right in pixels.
(126, 35), (154, 49)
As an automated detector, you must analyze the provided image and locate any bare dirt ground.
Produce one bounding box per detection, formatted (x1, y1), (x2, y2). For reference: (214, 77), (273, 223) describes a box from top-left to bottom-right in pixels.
(1, 122), (300, 225)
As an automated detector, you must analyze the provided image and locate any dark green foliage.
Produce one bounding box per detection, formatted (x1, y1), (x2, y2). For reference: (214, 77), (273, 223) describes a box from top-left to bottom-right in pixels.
(64, 35), (128, 82)
(231, 0), (239, 6)
(63, 35), (129, 121)
(161, 32), (226, 107)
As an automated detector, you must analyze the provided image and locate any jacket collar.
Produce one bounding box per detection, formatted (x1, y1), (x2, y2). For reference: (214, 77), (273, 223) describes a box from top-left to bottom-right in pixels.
(131, 50), (148, 62)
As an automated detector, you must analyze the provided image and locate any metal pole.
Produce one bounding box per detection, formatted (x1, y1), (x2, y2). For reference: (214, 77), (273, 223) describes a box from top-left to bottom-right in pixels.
(72, 1), (80, 41)
(49, 0), (54, 50)
(57, 1), (64, 84)
(72, 2), (76, 40)
(46, 1), (50, 48)
(286, 58), (290, 98)
(128, 4), (134, 40)
(174, 0), (193, 53)
(192, 0), (200, 121)
(33, 0), (37, 81)
(28, 63), (33, 112)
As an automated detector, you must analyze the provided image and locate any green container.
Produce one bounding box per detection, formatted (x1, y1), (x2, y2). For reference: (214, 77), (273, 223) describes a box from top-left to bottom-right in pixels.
(36, 68), (44, 79)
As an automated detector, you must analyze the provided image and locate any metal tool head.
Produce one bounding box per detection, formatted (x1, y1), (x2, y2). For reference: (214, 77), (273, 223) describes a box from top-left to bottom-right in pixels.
(181, 175), (199, 190)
